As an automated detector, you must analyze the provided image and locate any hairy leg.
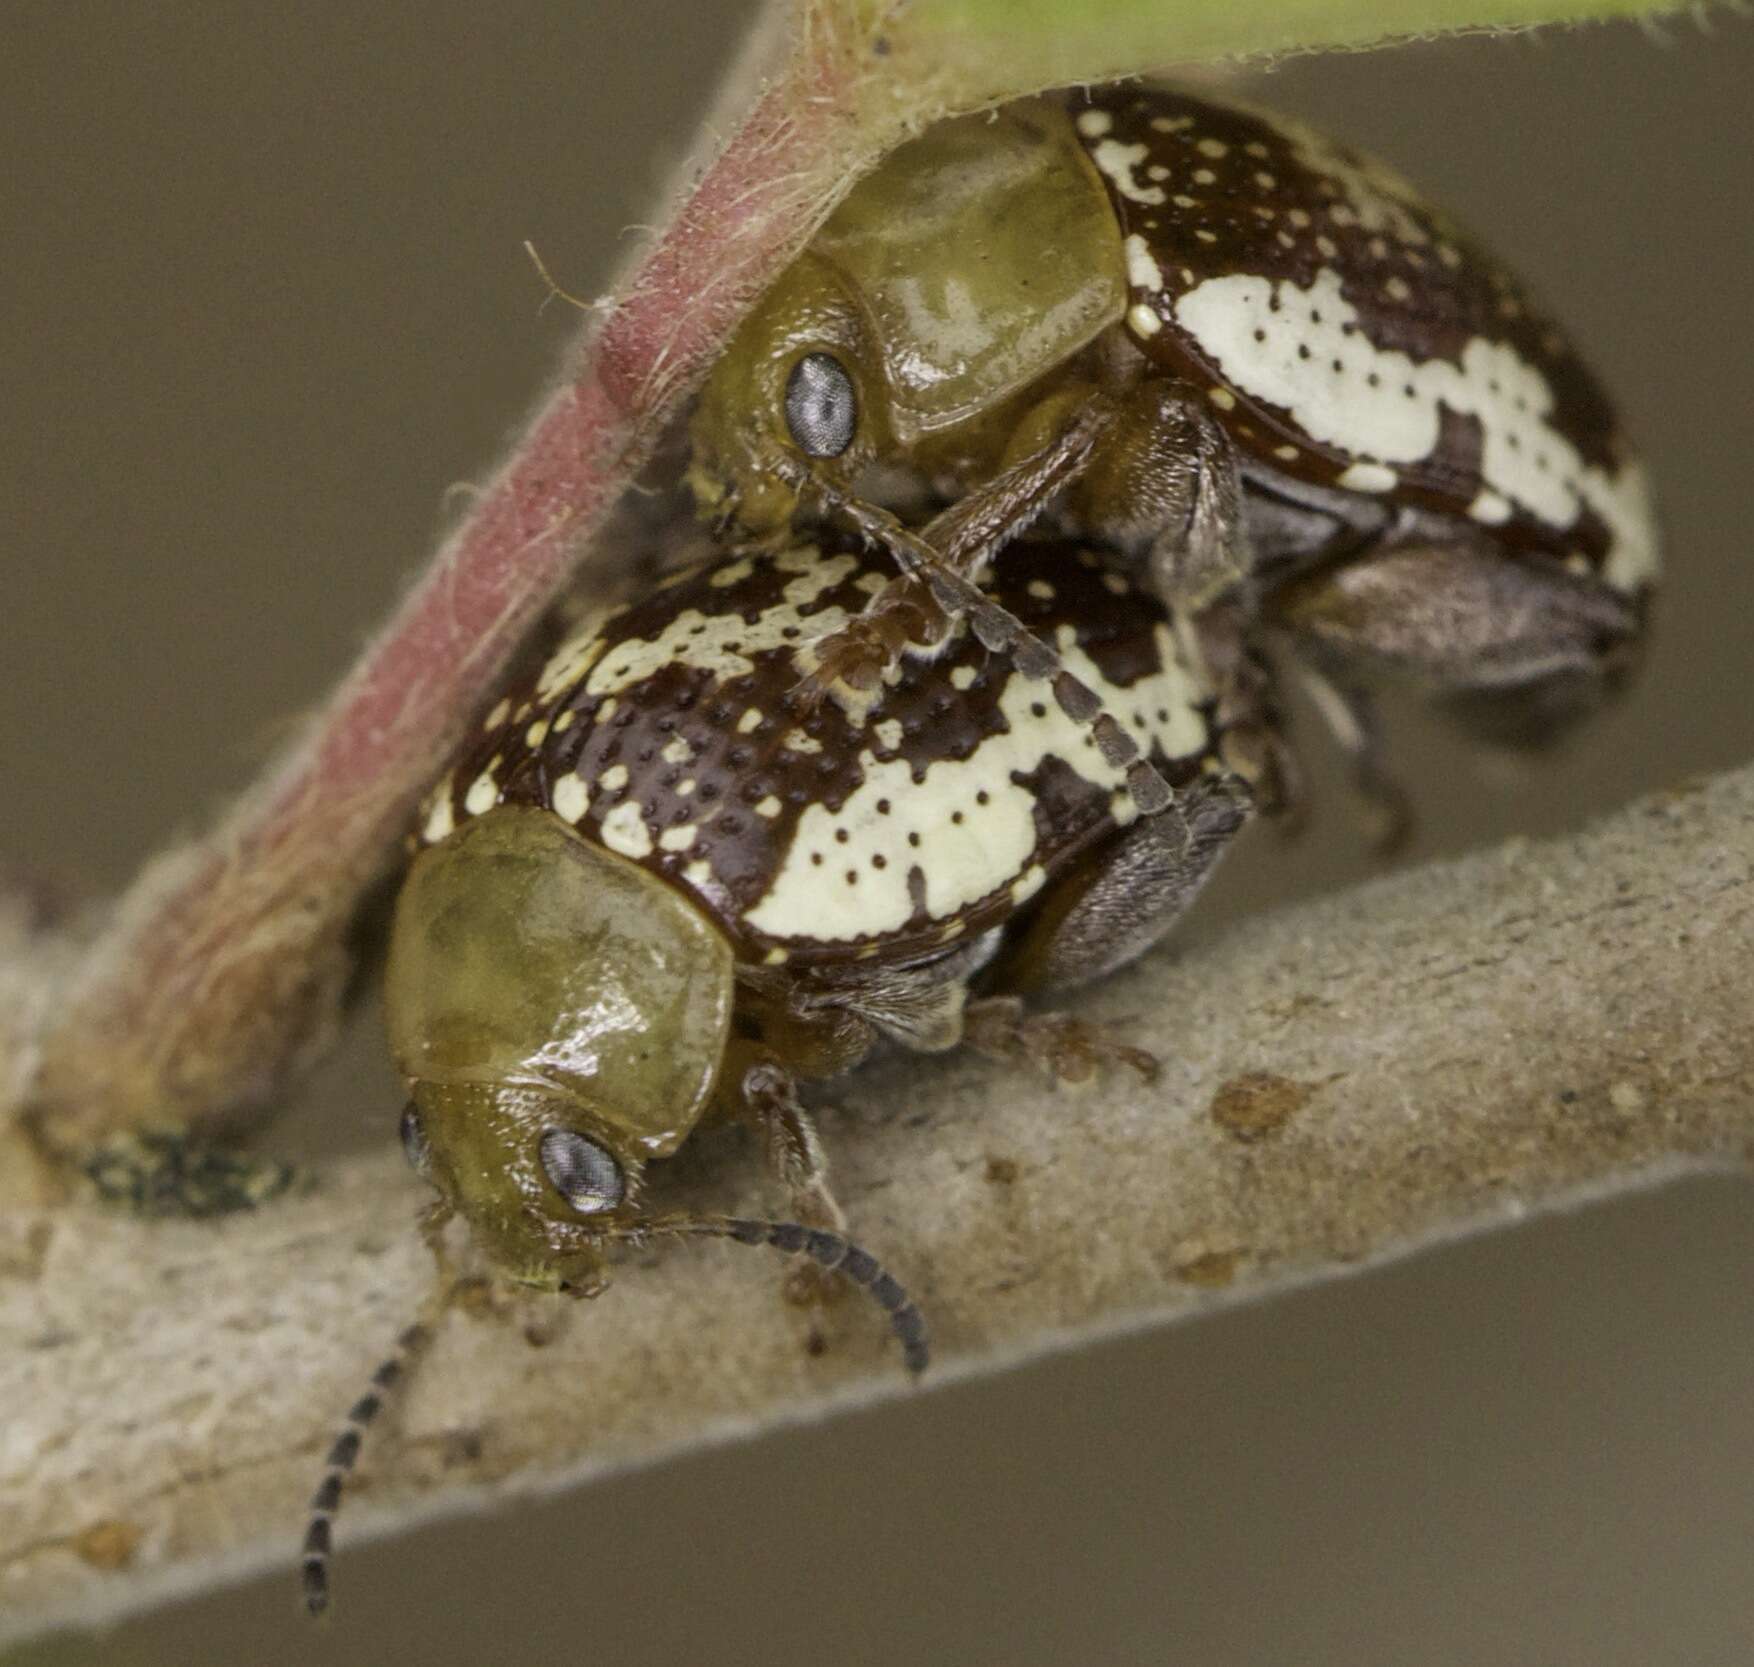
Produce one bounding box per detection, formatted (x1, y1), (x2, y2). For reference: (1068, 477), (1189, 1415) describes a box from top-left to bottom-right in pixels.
(1269, 541), (1645, 838)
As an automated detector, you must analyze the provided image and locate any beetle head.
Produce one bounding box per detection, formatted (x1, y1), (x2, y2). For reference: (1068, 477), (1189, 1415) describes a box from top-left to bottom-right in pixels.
(385, 807), (735, 1290)
(688, 252), (887, 539)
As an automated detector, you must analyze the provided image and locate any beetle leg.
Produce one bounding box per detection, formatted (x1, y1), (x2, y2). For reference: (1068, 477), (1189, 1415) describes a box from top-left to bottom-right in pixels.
(739, 1057), (845, 1236)
(1290, 658), (1414, 852)
(984, 770), (1254, 997)
(962, 995), (1160, 1086)
(1269, 540), (1647, 751)
(959, 776), (1253, 1087)
(1064, 378), (1251, 612)
(736, 1056), (852, 1319)
(1182, 598), (1304, 827)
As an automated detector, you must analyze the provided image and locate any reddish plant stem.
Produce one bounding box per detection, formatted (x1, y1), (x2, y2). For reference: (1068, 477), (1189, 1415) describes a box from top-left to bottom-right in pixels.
(27, 16), (892, 1151)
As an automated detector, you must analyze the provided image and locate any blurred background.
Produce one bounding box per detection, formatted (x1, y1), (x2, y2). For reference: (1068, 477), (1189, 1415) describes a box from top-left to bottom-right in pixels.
(4, 4), (1752, 1663)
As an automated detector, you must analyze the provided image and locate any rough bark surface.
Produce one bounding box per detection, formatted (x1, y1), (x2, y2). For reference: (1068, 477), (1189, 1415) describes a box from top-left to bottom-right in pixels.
(4, 765), (1749, 1643)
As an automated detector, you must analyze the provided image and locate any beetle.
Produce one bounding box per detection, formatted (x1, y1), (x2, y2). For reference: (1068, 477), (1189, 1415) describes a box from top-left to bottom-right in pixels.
(688, 86), (1658, 840)
(299, 532), (1263, 1611)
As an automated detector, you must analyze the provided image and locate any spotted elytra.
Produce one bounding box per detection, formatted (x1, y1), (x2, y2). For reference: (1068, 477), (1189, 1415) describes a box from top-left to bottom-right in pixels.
(299, 532), (1264, 1613)
(689, 86), (1657, 844)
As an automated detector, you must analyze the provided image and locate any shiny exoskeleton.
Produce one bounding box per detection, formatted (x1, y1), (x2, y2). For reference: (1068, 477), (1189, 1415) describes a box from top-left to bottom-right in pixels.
(689, 87), (1659, 840)
(299, 535), (1260, 1611)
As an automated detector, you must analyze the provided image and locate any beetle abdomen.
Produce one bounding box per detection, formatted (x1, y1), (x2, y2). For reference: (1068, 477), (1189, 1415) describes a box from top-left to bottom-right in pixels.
(422, 540), (1219, 967)
(1074, 89), (1656, 594)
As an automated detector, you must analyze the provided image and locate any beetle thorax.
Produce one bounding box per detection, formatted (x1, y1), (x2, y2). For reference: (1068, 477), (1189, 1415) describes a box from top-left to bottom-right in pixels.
(385, 808), (735, 1282)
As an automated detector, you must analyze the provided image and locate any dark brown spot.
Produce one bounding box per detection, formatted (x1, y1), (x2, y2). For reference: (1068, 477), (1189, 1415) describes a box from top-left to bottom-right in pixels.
(984, 1156), (1020, 1186)
(73, 1519), (144, 1572)
(1210, 1071), (1316, 1142)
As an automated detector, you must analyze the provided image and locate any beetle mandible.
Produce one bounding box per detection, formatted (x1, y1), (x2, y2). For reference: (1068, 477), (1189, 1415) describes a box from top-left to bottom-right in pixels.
(299, 533), (1264, 1610)
(688, 87), (1658, 839)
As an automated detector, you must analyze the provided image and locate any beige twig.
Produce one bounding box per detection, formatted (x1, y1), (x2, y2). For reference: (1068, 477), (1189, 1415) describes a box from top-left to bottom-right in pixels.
(3, 763), (1748, 1643)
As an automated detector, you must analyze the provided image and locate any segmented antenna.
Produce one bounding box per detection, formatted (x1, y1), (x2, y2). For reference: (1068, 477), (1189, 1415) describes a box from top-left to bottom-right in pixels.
(299, 1216), (925, 1615)
(775, 460), (1175, 820)
(301, 1319), (436, 1617)
(636, 1214), (930, 1376)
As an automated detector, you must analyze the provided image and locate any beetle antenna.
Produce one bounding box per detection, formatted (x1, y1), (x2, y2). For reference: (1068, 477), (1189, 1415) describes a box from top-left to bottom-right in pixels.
(612, 1214), (930, 1376)
(775, 461), (1175, 821)
(301, 1316), (438, 1617)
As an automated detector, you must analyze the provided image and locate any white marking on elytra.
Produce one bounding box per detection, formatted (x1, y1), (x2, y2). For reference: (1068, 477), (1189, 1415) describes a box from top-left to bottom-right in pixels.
(1173, 267), (1657, 585)
(1128, 304), (1163, 340)
(584, 548), (858, 699)
(659, 824), (699, 852)
(754, 795), (783, 819)
(1337, 461), (1398, 493)
(949, 665), (977, 690)
(1123, 234), (1163, 293)
(1468, 489), (1513, 525)
(464, 769), (498, 817)
(1091, 139), (1166, 207)
(1196, 138), (1228, 159)
(1076, 109), (1113, 138)
(661, 736), (693, 765)
(599, 801), (653, 859)
(708, 557), (753, 588)
(482, 697), (511, 734)
(737, 707), (764, 734)
(421, 790), (455, 846)
(551, 772), (591, 824)
(783, 729), (823, 755)
(599, 763), (629, 793)
(743, 628), (1206, 945)
(873, 719), (904, 751)
(1268, 108), (1433, 248)
(533, 626), (609, 705)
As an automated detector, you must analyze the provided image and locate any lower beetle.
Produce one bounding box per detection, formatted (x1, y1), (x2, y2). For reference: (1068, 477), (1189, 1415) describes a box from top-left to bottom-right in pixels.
(299, 533), (1262, 1609)
(688, 86), (1658, 838)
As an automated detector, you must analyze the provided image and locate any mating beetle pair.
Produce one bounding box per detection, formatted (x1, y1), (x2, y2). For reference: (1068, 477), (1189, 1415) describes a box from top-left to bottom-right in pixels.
(302, 84), (1659, 1608)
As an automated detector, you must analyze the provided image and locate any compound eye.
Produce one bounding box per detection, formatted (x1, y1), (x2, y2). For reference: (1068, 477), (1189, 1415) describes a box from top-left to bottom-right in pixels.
(539, 1128), (625, 1216)
(399, 1103), (431, 1176)
(784, 352), (856, 458)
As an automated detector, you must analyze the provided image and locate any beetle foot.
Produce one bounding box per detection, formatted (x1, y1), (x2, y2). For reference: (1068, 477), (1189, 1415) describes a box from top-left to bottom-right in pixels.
(796, 574), (945, 706)
(82, 1130), (298, 1218)
(963, 997), (1160, 1087)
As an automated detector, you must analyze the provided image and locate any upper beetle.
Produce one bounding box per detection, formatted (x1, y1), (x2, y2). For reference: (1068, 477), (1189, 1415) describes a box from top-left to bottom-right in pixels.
(688, 87), (1658, 837)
